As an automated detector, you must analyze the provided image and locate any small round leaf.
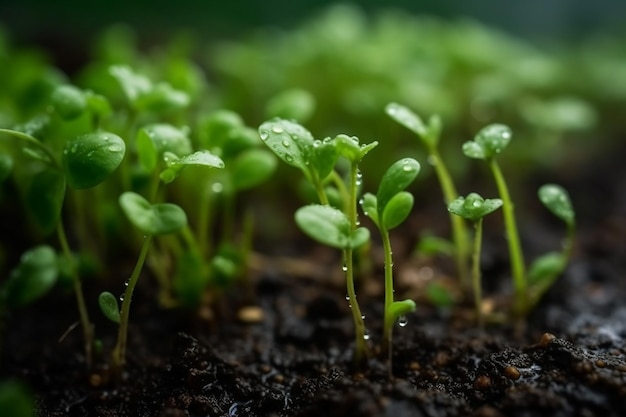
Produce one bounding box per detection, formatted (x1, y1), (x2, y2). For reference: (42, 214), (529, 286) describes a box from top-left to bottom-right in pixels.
(360, 192), (379, 227)
(377, 158), (420, 213)
(388, 299), (417, 324)
(258, 118), (314, 172)
(98, 291), (120, 324)
(464, 124), (512, 160)
(448, 193), (502, 222)
(295, 204), (352, 250)
(3, 246), (58, 308)
(386, 102), (431, 143)
(119, 192), (187, 235)
(266, 89), (316, 122)
(231, 149), (277, 191)
(528, 252), (566, 285)
(63, 132), (126, 189)
(51, 85), (87, 120)
(382, 191), (414, 230)
(538, 184), (574, 226)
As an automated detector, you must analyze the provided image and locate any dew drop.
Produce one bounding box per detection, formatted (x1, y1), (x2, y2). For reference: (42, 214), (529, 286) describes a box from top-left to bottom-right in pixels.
(313, 140), (321, 148)
(271, 125), (284, 134)
(124, 280), (129, 287)
(398, 316), (408, 327)
(282, 139), (290, 147)
(342, 265), (348, 272)
(108, 145), (122, 153)
(87, 151), (94, 157)
(345, 295), (350, 301)
(361, 315), (365, 320)
(260, 131), (269, 141)
(119, 294), (125, 302)
(472, 200), (482, 207)
(402, 165), (414, 172)
(211, 182), (224, 193)
(285, 155), (294, 162)
(363, 331), (370, 340)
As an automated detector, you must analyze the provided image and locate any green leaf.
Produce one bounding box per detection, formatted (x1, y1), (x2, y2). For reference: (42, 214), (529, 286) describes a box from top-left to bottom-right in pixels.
(311, 138), (339, 180)
(51, 85), (86, 120)
(258, 118), (314, 172)
(528, 252), (566, 285)
(174, 250), (209, 306)
(26, 170), (66, 235)
(63, 132), (126, 189)
(2, 246), (58, 308)
(295, 204), (369, 249)
(198, 109), (243, 149)
(160, 150), (225, 184)
(448, 193), (502, 222)
(0, 153), (13, 182)
(538, 184), (575, 226)
(136, 82), (190, 112)
(425, 282), (455, 307)
(388, 299), (417, 323)
(377, 158), (420, 213)
(231, 149), (277, 191)
(360, 192), (379, 227)
(334, 134), (378, 163)
(109, 65), (152, 105)
(385, 102), (428, 141)
(463, 124), (512, 160)
(266, 88), (316, 122)
(382, 191), (414, 230)
(415, 235), (455, 257)
(98, 291), (120, 324)
(119, 191), (187, 235)
(85, 92), (112, 119)
(137, 124), (192, 160)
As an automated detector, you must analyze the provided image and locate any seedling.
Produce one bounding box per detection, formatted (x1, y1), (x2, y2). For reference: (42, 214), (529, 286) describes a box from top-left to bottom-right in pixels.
(448, 193), (502, 327)
(527, 184), (575, 310)
(99, 191), (187, 379)
(0, 125), (126, 366)
(462, 124), (527, 315)
(259, 118), (377, 363)
(361, 157), (419, 361)
(386, 103), (471, 293)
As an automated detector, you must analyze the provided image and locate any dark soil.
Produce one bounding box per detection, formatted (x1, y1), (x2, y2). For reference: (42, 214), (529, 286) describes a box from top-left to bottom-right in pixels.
(2, 145), (626, 417)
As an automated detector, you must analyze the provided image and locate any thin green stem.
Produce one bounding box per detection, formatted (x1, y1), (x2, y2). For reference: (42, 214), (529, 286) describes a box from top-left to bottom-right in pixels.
(312, 172), (330, 206)
(345, 163), (368, 364)
(489, 159), (526, 315)
(428, 147), (470, 292)
(381, 227), (394, 356)
(197, 182), (214, 257)
(472, 219), (484, 329)
(111, 235), (153, 380)
(57, 223), (93, 368)
(328, 170), (350, 211)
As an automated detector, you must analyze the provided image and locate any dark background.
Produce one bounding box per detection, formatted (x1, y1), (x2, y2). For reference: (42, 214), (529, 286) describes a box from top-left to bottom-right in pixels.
(2, 0), (625, 45)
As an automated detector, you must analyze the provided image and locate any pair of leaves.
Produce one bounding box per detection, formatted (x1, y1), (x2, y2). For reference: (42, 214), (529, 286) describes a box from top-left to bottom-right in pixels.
(258, 118), (377, 184)
(462, 124), (512, 160)
(385, 102), (442, 149)
(109, 65), (190, 112)
(448, 193), (502, 222)
(119, 192), (187, 236)
(1, 246), (58, 309)
(362, 158), (420, 230)
(295, 204), (370, 250)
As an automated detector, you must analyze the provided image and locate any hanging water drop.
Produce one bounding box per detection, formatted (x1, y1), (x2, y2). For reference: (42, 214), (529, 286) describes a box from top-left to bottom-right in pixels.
(124, 280), (129, 287)
(342, 265), (348, 272)
(119, 294), (125, 302)
(398, 316), (408, 327)
(363, 331), (370, 340)
(260, 131), (269, 141)
(211, 182), (224, 193)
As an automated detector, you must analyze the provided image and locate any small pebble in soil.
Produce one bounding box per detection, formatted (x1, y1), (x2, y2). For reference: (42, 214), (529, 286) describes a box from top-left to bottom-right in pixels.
(538, 332), (556, 347)
(474, 375), (492, 389)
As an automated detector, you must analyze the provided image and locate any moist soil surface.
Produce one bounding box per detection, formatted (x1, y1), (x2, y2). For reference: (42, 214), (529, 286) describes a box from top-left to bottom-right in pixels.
(3, 145), (626, 416)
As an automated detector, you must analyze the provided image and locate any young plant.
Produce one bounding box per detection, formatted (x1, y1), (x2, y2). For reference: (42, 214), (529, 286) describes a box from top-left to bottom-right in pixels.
(448, 193), (502, 327)
(0, 246), (59, 361)
(527, 184), (575, 310)
(462, 124), (527, 316)
(0, 126), (126, 367)
(386, 103), (471, 293)
(361, 158), (420, 360)
(99, 191), (187, 380)
(259, 118), (377, 363)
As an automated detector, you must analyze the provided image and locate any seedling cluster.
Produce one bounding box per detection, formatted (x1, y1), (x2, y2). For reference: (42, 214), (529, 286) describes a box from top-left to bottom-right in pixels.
(0, 19), (580, 386)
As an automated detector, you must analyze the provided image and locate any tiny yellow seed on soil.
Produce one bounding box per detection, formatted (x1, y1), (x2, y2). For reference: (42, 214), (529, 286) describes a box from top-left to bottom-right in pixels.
(539, 332), (556, 347)
(503, 366), (521, 380)
(237, 306), (264, 323)
(474, 375), (492, 389)
(595, 359), (606, 368)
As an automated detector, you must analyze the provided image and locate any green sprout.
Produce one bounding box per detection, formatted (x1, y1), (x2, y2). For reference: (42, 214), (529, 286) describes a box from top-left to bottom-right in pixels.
(361, 158), (419, 362)
(527, 184), (575, 310)
(448, 193), (502, 327)
(259, 118), (377, 363)
(462, 124), (527, 316)
(99, 191), (187, 380)
(0, 125), (126, 367)
(386, 103), (471, 293)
